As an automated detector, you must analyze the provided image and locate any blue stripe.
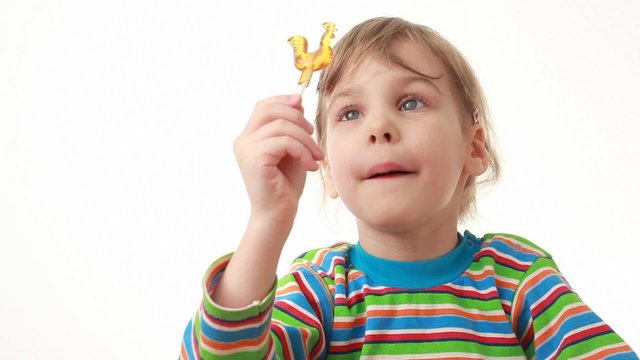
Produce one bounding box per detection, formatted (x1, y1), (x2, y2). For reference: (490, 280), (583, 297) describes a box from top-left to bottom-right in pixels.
(181, 318), (194, 359)
(364, 315), (515, 334)
(199, 311), (272, 343)
(538, 312), (608, 357)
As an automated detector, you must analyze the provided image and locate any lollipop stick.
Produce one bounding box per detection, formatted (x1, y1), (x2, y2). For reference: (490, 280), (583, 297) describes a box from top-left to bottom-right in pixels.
(296, 84), (307, 96)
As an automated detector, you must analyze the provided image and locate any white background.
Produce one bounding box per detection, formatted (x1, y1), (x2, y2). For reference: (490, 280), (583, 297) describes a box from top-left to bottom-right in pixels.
(1, 0), (639, 358)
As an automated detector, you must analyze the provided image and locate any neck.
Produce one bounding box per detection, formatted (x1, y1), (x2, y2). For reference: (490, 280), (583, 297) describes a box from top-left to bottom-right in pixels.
(355, 174), (465, 261)
(356, 212), (459, 262)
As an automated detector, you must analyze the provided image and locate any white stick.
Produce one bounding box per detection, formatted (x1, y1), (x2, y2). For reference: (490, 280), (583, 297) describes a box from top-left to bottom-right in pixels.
(296, 84), (307, 96)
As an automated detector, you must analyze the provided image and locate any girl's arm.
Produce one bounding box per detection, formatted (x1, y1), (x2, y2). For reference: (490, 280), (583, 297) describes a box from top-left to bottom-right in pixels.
(180, 252), (334, 359)
(511, 257), (637, 359)
(179, 95), (326, 359)
(213, 94), (323, 308)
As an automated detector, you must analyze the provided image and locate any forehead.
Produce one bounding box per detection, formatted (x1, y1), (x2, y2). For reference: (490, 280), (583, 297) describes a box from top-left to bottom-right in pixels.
(332, 38), (448, 93)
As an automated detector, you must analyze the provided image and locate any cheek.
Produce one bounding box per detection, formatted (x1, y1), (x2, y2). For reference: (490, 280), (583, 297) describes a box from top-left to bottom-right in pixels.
(412, 124), (466, 171)
(326, 131), (357, 187)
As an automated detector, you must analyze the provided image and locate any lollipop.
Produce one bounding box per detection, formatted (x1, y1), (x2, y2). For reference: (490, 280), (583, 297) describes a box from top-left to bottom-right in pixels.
(287, 22), (337, 95)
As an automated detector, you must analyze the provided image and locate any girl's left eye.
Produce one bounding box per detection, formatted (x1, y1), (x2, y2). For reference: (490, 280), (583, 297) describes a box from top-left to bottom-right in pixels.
(399, 98), (426, 111)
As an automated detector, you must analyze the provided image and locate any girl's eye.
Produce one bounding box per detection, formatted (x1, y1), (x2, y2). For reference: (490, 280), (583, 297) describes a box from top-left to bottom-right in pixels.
(340, 109), (362, 121)
(400, 98), (426, 111)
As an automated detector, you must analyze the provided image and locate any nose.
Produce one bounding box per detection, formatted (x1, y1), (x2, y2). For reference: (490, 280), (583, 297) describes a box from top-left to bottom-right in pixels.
(367, 113), (399, 144)
(369, 131), (392, 143)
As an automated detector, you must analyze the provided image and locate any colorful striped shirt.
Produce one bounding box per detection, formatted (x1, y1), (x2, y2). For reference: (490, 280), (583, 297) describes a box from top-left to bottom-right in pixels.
(180, 232), (637, 359)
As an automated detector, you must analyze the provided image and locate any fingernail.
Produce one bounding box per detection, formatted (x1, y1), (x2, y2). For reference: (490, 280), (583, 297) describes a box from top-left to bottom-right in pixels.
(288, 94), (301, 104)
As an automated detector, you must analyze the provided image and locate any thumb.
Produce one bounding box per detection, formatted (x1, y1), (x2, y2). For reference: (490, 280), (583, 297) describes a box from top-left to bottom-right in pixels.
(287, 94), (304, 112)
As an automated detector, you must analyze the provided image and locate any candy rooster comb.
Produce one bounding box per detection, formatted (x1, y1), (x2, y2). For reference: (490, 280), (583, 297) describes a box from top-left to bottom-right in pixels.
(288, 22), (337, 95)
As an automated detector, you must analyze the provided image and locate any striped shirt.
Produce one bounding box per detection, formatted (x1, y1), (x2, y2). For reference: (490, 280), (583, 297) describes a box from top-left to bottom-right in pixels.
(180, 232), (637, 359)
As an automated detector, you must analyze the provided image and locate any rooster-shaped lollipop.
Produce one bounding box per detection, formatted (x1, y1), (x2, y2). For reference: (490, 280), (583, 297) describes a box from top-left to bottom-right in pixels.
(288, 22), (337, 95)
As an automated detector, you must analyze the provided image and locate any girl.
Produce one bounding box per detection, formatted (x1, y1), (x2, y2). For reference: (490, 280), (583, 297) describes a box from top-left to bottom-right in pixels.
(180, 17), (636, 359)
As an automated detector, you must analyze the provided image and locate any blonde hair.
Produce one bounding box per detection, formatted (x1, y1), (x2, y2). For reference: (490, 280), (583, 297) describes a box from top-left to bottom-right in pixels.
(315, 17), (500, 222)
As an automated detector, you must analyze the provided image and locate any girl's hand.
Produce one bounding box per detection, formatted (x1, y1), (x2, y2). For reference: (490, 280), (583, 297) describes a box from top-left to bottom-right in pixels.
(234, 95), (324, 227)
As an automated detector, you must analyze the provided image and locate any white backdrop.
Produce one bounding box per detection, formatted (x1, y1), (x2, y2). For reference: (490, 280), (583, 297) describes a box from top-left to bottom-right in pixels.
(1, 0), (639, 358)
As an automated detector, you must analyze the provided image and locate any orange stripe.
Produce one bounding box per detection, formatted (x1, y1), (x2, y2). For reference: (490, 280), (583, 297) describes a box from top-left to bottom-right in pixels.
(300, 327), (309, 354)
(512, 268), (557, 332)
(495, 277), (518, 290)
(333, 308), (506, 328)
(464, 268), (518, 290)
(201, 327), (270, 351)
(334, 316), (367, 329)
(276, 286), (300, 296)
(369, 308), (506, 321)
(465, 269), (493, 281)
(180, 344), (189, 360)
(204, 260), (230, 286)
(582, 344), (633, 360)
(536, 304), (590, 345)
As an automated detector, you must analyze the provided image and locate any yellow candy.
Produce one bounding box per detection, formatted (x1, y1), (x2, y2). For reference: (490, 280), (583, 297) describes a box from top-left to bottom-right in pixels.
(288, 22), (337, 94)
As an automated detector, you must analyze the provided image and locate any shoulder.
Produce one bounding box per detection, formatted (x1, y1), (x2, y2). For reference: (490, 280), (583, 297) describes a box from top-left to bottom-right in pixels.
(287, 242), (353, 279)
(472, 233), (553, 284)
(474, 232), (552, 271)
(470, 232), (562, 314)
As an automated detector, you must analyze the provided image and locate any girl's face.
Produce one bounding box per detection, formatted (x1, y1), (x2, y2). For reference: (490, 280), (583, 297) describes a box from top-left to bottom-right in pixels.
(323, 39), (486, 234)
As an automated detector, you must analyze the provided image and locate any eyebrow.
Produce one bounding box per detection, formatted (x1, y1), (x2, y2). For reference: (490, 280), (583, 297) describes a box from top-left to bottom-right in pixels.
(329, 74), (443, 109)
(403, 75), (443, 95)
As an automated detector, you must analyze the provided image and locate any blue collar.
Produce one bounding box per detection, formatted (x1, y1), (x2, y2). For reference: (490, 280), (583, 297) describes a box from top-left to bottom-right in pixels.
(348, 230), (482, 289)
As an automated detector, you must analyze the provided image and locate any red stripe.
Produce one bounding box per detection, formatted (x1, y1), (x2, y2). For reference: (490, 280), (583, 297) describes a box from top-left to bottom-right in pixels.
(475, 248), (529, 271)
(346, 292), (365, 307)
(364, 285), (498, 300)
(326, 258), (346, 279)
(294, 272), (323, 324)
(344, 284), (499, 308)
(271, 323), (293, 360)
(520, 325), (534, 350)
(200, 302), (271, 328)
(436, 284), (499, 300)
(276, 301), (322, 330)
(531, 284), (572, 318)
(366, 331), (520, 345)
(293, 273), (326, 359)
(501, 302), (512, 314)
(329, 340), (364, 353)
(557, 324), (613, 355)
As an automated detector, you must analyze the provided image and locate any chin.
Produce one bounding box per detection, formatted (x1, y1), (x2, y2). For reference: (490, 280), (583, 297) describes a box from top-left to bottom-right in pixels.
(350, 196), (453, 233)
(356, 207), (431, 232)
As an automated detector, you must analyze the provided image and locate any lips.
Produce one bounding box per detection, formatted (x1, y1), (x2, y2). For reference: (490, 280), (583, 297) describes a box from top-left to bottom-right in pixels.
(365, 162), (414, 179)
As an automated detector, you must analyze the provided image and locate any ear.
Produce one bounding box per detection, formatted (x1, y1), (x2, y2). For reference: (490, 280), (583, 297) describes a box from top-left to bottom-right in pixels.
(464, 124), (489, 176)
(322, 159), (340, 199)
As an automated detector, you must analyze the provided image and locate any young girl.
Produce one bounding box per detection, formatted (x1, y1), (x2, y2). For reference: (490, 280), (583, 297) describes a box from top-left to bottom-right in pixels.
(180, 17), (636, 359)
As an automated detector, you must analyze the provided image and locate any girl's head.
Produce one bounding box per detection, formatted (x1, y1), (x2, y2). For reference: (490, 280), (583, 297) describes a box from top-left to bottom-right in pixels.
(315, 17), (500, 223)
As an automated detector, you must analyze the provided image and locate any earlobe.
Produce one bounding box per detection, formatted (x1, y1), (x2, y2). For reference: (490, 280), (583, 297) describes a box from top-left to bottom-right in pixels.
(464, 125), (489, 176)
(322, 160), (340, 199)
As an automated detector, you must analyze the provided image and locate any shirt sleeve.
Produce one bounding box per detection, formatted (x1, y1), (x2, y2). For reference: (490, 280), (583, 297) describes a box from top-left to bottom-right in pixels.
(179, 253), (333, 360)
(511, 256), (637, 359)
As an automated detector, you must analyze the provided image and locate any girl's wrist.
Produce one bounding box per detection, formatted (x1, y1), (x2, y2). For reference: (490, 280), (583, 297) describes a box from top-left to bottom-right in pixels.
(249, 206), (297, 230)
(246, 210), (296, 245)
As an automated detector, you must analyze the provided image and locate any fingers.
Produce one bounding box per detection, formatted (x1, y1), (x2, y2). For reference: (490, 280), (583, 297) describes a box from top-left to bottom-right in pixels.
(244, 95), (312, 135)
(236, 94), (324, 173)
(258, 136), (320, 172)
(252, 119), (324, 161)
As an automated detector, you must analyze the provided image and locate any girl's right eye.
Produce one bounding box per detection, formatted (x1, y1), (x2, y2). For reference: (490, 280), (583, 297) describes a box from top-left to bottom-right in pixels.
(339, 109), (362, 121)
